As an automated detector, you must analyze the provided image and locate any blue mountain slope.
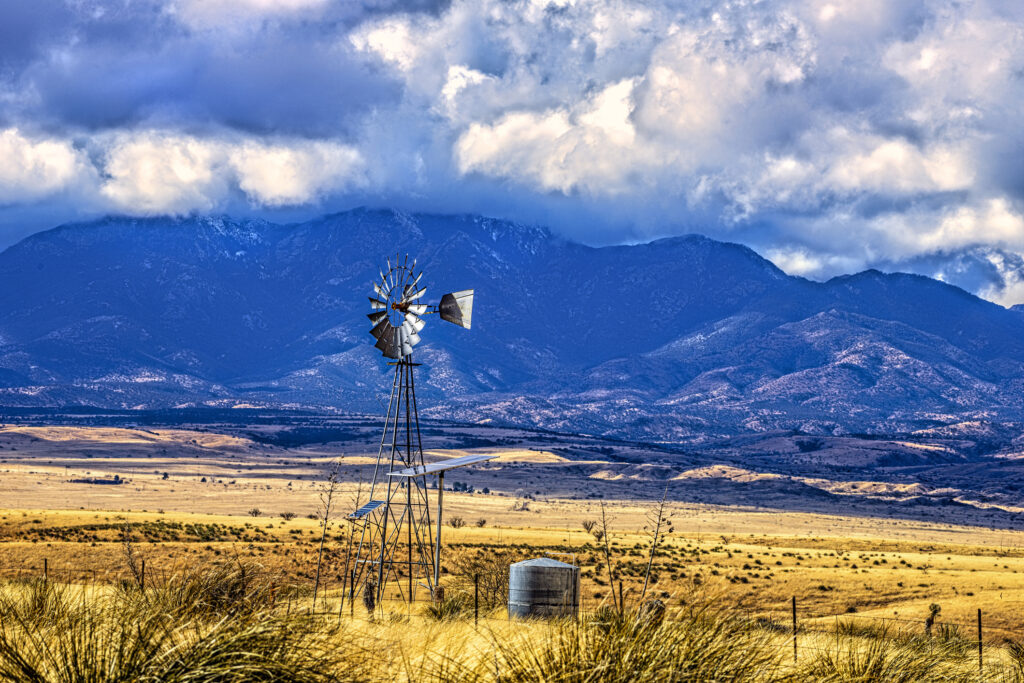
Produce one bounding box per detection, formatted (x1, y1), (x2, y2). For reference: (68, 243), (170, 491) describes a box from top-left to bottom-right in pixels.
(1, 209), (1023, 439)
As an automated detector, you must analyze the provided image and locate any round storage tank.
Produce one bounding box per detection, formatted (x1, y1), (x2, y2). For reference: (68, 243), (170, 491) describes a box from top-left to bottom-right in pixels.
(508, 557), (580, 618)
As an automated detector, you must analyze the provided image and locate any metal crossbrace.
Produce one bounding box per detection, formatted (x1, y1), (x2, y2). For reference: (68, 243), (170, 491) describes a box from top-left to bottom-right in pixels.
(349, 353), (437, 607)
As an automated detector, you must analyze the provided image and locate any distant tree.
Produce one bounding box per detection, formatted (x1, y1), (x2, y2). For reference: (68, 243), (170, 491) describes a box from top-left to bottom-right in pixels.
(475, 518), (487, 528)
(582, 520), (597, 533)
(248, 508), (262, 517)
(280, 512), (296, 521)
(161, 472), (169, 480)
(448, 517), (466, 529)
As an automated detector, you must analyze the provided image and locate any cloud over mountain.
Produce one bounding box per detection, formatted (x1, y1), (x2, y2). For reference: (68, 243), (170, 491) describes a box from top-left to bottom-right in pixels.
(0, 0), (1022, 301)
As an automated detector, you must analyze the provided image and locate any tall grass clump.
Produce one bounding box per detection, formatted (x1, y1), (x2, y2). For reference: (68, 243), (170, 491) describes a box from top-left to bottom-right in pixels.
(423, 592), (472, 621)
(801, 628), (976, 683)
(0, 565), (376, 683)
(491, 603), (784, 682)
(119, 560), (287, 619)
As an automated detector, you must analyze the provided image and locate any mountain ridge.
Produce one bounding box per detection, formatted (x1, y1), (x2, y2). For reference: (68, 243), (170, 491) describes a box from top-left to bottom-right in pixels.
(1, 209), (1023, 441)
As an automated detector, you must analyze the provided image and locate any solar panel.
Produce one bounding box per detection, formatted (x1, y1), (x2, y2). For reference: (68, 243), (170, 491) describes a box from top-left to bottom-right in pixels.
(387, 453), (497, 478)
(347, 499), (386, 519)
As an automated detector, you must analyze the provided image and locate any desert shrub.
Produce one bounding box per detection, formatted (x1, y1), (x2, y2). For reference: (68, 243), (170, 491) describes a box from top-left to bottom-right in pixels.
(0, 579), (374, 683)
(802, 628), (975, 683)
(494, 602), (782, 682)
(121, 560), (288, 620)
(423, 593), (471, 621)
(0, 579), (75, 628)
(833, 618), (891, 640)
(448, 517), (466, 529)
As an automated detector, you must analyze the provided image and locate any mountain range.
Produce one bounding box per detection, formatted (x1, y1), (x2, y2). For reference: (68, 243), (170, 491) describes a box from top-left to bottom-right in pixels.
(2, 209), (1024, 442)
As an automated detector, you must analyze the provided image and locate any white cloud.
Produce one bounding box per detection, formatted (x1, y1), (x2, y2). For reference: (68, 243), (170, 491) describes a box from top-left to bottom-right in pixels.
(350, 18), (420, 72)
(916, 198), (1024, 253)
(0, 129), (90, 203)
(229, 140), (365, 206)
(456, 78), (654, 195)
(99, 132), (365, 214)
(826, 136), (974, 194)
(100, 133), (229, 214)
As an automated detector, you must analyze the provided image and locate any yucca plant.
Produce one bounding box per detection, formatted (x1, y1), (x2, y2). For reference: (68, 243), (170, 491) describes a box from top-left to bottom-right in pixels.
(0, 572), (374, 683)
(492, 603), (783, 682)
(802, 628), (976, 683)
(423, 593), (471, 622)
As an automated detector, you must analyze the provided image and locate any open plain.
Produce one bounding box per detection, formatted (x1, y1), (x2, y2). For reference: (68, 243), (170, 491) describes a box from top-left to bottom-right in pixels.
(2, 414), (1024, 640)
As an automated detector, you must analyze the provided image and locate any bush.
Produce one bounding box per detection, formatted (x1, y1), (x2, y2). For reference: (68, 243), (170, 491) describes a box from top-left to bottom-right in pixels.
(803, 627), (975, 683)
(0, 572), (373, 683)
(494, 603), (782, 682)
(422, 593), (471, 621)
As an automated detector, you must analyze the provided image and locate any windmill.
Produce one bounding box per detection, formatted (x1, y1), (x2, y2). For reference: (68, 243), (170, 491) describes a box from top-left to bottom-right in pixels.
(349, 254), (492, 606)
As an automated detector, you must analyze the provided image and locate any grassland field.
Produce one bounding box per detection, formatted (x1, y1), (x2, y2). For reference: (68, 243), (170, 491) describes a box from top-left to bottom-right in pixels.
(2, 421), (1024, 642)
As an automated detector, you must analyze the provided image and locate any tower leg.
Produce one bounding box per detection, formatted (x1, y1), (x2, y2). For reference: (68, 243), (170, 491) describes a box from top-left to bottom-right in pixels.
(434, 472), (444, 594)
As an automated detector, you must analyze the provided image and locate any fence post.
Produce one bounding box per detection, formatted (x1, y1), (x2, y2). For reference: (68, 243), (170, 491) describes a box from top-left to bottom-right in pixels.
(474, 574), (479, 627)
(792, 596), (798, 664)
(141, 559), (146, 591)
(350, 570), (355, 618)
(43, 558), (48, 582)
(978, 608), (983, 675)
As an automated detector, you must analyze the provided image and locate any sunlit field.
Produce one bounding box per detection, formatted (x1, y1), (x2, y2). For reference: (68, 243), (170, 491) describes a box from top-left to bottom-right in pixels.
(4, 423), (1024, 680)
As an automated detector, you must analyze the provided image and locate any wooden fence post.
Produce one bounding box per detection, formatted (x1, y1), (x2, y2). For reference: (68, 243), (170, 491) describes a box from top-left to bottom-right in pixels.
(792, 596), (798, 664)
(43, 558), (48, 582)
(978, 608), (983, 675)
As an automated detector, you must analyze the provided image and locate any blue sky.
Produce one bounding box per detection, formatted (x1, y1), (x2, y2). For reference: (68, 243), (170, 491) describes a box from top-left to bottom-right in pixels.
(1, 0), (1023, 303)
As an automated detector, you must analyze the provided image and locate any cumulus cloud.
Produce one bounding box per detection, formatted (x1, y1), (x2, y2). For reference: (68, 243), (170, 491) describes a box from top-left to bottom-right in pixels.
(100, 133), (229, 214)
(99, 132), (365, 213)
(2, 0), (1024, 302)
(229, 139), (366, 206)
(0, 129), (91, 203)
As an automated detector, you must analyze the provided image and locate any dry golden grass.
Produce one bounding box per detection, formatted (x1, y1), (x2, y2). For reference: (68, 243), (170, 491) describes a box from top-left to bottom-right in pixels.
(3, 423), (1024, 642)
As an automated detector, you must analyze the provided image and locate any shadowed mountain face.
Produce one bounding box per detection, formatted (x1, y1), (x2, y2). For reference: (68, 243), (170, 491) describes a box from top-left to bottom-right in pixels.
(1, 209), (1024, 440)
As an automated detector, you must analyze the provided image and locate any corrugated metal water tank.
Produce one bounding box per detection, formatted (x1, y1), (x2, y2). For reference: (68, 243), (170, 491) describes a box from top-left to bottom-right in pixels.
(508, 557), (579, 618)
